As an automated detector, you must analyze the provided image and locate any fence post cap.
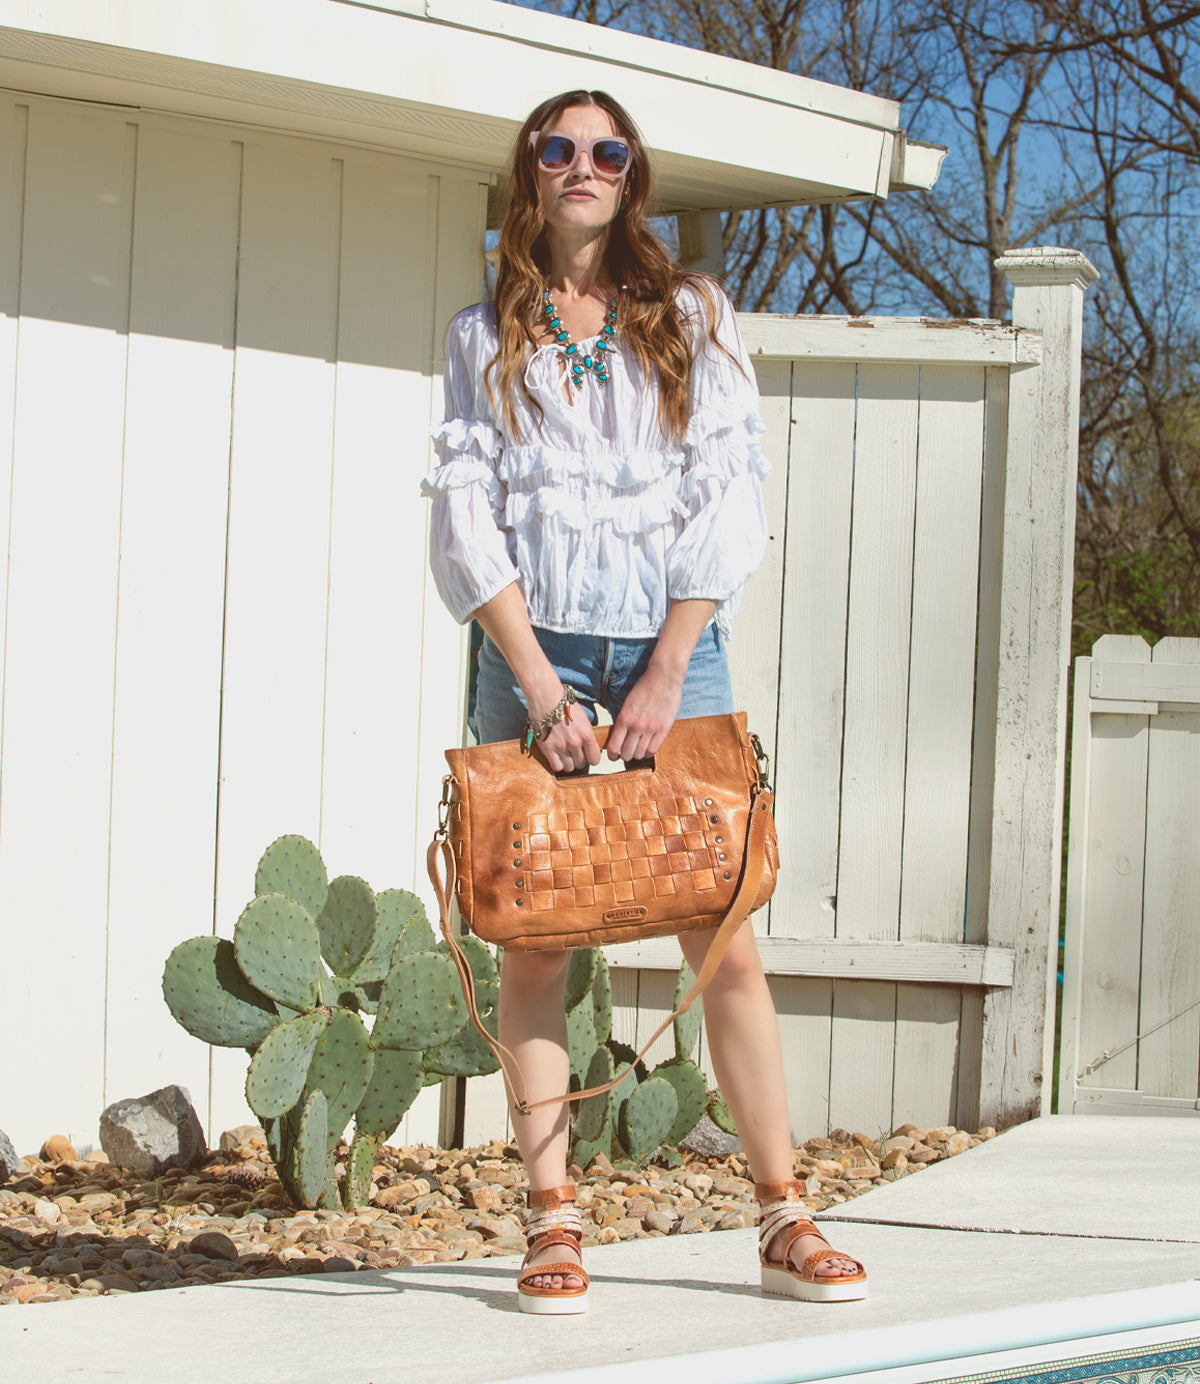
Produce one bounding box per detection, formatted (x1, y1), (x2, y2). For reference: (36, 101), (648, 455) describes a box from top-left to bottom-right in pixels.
(995, 246), (1100, 289)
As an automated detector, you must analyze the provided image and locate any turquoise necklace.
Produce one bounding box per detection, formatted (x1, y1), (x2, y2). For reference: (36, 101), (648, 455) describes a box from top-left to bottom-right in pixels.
(541, 288), (618, 387)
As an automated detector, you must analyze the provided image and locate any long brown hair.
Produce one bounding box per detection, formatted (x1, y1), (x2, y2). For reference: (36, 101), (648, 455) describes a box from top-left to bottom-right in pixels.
(487, 89), (724, 443)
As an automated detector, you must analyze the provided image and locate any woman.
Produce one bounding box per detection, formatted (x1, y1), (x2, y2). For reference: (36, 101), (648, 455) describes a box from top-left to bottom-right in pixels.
(423, 89), (866, 1315)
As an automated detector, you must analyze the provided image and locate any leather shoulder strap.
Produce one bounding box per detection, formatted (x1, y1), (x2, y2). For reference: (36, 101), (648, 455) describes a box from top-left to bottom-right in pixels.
(429, 789), (775, 1117)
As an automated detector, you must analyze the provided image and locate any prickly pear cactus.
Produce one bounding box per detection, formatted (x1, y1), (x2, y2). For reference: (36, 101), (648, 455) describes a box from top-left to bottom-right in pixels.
(162, 834), (495, 1211)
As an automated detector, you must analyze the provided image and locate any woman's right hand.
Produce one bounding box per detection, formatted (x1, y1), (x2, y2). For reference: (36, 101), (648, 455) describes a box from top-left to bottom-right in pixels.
(527, 680), (601, 773)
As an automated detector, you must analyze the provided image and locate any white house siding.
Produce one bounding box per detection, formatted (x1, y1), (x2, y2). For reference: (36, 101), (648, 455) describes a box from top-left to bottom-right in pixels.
(0, 91), (485, 1154)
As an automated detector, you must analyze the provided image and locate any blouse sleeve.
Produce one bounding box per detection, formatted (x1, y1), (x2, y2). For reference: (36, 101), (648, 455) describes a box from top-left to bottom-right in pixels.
(420, 307), (520, 625)
(666, 284), (770, 614)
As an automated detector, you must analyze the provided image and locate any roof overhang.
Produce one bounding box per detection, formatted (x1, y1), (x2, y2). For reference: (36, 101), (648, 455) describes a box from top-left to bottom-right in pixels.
(0, 0), (945, 215)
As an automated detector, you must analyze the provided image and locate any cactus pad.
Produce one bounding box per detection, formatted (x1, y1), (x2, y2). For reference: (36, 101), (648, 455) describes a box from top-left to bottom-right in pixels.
(316, 875), (378, 978)
(162, 937), (279, 1048)
(566, 1004), (597, 1087)
(347, 1133), (376, 1210)
(234, 894), (323, 1012)
(573, 1044), (614, 1142)
(355, 1048), (424, 1140)
(651, 1057), (708, 1146)
(591, 952), (613, 1044)
(373, 952), (466, 1050)
(564, 949), (598, 1011)
(708, 1089), (738, 1136)
(434, 935), (499, 1012)
(672, 961), (703, 1060)
(387, 913), (437, 969)
(245, 1010), (329, 1118)
(255, 835), (329, 920)
(353, 889), (428, 984)
(290, 1089), (329, 1207)
(305, 1007), (374, 1151)
(618, 1076), (678, 1162)
(423, 1008), (500, 1079)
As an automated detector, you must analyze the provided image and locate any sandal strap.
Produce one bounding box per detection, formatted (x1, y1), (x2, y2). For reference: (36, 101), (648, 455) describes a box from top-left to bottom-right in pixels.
(517, 1260), (589, 1291)
(529, 1184), (576, 1209)
(526, 1204), (584, 1243)
(758, 1201), (826, 1256)
(755, 1179), (807, 1201)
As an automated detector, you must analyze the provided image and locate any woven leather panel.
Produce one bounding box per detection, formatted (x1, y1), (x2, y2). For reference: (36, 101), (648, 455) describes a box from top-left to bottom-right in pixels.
(512, 796), (728, 913)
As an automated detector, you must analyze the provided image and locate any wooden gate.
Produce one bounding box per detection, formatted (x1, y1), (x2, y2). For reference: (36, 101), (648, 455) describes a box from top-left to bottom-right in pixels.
(1059, 635), (1200, 1116)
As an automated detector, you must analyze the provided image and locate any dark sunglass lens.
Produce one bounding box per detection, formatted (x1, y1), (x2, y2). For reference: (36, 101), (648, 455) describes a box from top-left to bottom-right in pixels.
(539, 135), (576, 169)
(594, 140), (630, 175)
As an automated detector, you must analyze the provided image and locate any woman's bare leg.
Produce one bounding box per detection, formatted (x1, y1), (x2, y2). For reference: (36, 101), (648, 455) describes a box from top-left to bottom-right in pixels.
(498, 947), (583, 1291)
(677, 923), (860, 1277)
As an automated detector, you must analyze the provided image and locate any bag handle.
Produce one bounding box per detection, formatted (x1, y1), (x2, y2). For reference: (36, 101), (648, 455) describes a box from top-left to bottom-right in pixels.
(427, 787), (775, 1118)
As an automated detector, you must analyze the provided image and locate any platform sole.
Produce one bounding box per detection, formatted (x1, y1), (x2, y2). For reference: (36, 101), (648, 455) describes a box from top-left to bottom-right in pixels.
(760, 1265), (868, 1303)
(517, 1289), (590, 1315)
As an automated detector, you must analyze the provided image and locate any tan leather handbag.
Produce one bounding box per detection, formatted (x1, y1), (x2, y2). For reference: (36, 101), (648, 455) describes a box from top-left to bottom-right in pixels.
(427, 712), (777, 1113)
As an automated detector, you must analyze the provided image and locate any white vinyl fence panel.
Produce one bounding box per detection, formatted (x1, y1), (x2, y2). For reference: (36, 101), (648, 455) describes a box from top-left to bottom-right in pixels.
(1060, 635), (1200, 1116)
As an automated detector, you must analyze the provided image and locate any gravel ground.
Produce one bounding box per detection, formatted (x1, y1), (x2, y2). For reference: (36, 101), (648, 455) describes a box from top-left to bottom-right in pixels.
(0, 1122), (995, 1306)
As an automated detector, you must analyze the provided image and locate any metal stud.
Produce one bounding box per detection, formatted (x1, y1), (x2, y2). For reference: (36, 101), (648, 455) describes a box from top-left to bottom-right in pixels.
(710, 815), (719, 823)
(723, 871), (731, 880)
(715, 835), (723, 843)
(515, 898), (524, 906)
(704, 798), (713, 806)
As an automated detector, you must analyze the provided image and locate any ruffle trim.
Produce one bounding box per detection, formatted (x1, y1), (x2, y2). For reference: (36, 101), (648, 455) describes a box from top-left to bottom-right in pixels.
(419, 455), (501, 499)
(504, 486), (683, 537)
(684, 399), (767, 449)
(496, 445), (680, 490)
(429, 416), (503, 462)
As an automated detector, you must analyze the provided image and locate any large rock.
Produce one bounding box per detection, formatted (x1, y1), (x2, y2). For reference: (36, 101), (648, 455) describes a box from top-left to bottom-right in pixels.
(99, 1085), (207, 1175)
(0, 1127), (18, 1182)
(678, 1112), (743, 1158)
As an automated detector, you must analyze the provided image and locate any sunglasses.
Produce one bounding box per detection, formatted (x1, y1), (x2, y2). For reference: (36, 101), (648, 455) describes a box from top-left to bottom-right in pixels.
(530, 131), (631, 178)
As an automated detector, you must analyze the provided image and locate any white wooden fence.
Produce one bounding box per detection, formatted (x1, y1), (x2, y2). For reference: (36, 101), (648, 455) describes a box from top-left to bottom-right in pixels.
(0, 86), (1096, 1156)
(1059, 636), (1200, 1116)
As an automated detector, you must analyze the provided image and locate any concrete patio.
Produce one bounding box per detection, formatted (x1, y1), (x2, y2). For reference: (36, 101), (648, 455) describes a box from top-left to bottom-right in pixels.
(3, 1115), (1198, 1383)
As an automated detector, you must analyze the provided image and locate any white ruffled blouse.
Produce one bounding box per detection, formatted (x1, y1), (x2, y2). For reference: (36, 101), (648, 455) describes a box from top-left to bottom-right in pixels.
(421, 283), (769, 639)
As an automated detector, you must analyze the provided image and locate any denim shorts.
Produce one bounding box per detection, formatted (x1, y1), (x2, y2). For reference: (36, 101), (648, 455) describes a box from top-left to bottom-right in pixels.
(474, 623), (734, 746)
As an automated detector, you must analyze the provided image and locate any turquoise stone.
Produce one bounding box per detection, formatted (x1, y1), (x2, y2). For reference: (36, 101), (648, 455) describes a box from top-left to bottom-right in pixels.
(549, 317), (560, 329)
(596, 340), (608, 351)
(556, 331), (569, 342)
(603, 325), (615, 336)
(584, 355), (593, 369)
(565, 343), (577, 355)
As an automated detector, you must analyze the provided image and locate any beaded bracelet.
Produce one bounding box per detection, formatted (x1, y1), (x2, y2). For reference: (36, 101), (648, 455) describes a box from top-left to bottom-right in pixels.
(523, 687), (579, 753)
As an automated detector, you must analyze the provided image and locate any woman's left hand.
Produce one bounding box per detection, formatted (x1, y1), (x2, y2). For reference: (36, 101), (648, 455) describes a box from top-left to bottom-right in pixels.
(606, 665), (683, 762)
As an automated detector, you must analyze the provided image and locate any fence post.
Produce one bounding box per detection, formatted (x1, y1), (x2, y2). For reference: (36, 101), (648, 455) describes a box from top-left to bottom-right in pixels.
(976, 247), (1099, 1128)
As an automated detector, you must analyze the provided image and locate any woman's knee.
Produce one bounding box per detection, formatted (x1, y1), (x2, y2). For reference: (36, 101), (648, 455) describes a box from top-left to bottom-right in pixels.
(679, 925), (765, 991)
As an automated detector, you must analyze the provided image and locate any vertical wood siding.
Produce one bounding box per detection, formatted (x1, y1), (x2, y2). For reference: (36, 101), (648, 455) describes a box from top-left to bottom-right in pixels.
(0, 95), (484, 1153)
(590, 347), (1000, 1144)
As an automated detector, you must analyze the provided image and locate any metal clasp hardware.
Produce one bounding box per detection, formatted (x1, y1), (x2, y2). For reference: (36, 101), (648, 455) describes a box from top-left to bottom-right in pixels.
(434, 774), (455, 841)
(749, 733), (772, 791)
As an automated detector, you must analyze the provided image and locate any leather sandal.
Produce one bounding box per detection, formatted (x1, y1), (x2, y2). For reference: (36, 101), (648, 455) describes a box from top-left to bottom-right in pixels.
(756, 1180), (867, 1303)
(517, 1184), (589, 1315)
